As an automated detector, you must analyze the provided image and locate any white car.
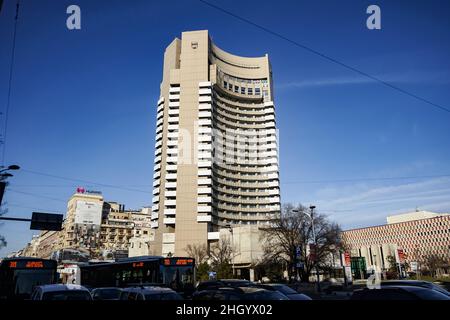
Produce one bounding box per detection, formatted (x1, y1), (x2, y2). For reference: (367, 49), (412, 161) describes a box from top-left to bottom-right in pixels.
(31, 284), (92, 301)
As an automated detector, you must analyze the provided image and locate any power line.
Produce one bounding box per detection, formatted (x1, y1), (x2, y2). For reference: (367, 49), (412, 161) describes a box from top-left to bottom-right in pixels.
(1, 0), (20, 165)
(7, 189), (67, 203)
(281, 174), (450, 185)
(199, 0), (450, 114)
(21, 169), (152, 194)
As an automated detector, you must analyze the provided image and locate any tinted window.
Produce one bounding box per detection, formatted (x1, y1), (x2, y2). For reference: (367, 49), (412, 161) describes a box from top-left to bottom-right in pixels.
(42, 290), (92, 301)
(93, 288), (121, 300)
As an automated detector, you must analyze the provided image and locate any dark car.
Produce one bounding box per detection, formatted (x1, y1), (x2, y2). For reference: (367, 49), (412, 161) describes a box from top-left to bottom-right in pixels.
(31, 284), (92, 301)
(91, 287), (123, 300)
(119, 286), (183, 301)
(196, 279), (253, 291)
(351, 285), (450, 300)
(193, 286), (289, 301)
(255, 284), (312, 300)
(381, 280), (450, 297)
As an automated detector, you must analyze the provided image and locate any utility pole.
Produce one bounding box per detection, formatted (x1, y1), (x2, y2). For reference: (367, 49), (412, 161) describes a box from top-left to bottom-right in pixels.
(310, 205), (321, 293)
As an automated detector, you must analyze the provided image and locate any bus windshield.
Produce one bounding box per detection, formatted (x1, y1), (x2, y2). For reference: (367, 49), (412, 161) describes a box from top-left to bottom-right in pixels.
(161, 265), (194, 291)
(12, 269), (56, 298)
(0, 258), (57, 300)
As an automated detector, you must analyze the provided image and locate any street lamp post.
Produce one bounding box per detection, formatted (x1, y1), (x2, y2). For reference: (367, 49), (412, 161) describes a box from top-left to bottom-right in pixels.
(225, 224), (235, 277)
(292, 205), (321, 292)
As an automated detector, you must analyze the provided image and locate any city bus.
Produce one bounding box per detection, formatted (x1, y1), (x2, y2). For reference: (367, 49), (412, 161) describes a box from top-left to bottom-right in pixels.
(79, 256), (195, 296)
(0, 257), (58, 300)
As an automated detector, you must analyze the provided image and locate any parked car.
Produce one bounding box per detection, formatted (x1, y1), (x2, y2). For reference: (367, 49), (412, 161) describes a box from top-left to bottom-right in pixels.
(381, 280), (450, 297)
(31, 284), (92, 301)
(193, 286), (289, 301)
(196, 279), (254, 291)
(351, 285), (450, 300)
(91, 287), (123, 300)
(320, 278), (345, 294)
(255, 283), (312, 300)
(119, 286), (183, 300)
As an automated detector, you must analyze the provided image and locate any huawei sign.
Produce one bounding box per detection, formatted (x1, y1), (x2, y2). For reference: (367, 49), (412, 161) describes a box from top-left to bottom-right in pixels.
(76, 187), (86, 194)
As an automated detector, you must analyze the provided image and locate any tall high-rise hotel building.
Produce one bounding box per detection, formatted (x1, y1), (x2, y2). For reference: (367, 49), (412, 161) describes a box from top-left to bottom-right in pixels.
(150, 30), (280, 256)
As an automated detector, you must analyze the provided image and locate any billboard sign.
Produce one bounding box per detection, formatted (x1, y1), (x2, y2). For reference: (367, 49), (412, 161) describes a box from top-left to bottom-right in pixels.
(74, 200), (102, 226)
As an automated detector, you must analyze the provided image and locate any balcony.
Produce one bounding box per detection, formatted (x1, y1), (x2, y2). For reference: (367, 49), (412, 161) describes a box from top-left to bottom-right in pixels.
(197, 215), (212, 222)
(150, 221), (158, 228)
(164, 200), (176, 207)
(163, 217), (176, 225)
(165, 190), (176, 197)
(169, 87), (180, 94)
(199, 88), (212, 95)
(199, 96), (212, 103)
(198, 205), (212, 213)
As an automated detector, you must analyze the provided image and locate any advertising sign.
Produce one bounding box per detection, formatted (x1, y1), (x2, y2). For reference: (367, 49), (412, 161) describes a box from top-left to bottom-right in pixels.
(74, 200), (102, 226)
(344, 252), (351, 266)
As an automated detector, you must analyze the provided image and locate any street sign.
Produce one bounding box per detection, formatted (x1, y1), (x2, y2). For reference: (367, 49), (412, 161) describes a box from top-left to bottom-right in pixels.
(397, 249), (405, 263)
(410, 261), (418, 272)
(30, 212), (63, 231)
(296, 246), (302, 258)
(296, 262), (304, 269)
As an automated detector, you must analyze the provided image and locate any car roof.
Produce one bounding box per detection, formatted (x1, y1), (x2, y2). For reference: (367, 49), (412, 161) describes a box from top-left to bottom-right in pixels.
(123, 286), (175, 293)
(37, 284), (89, 292)
(357, 285), (430, 292)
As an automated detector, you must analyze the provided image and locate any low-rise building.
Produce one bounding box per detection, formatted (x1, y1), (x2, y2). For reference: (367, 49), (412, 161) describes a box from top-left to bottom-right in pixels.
(342, 210), (450, 276)
(17, 189), (153, 260)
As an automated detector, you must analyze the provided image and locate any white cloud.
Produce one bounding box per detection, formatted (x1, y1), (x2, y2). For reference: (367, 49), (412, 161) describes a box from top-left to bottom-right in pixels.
(277, 71), (448, 89)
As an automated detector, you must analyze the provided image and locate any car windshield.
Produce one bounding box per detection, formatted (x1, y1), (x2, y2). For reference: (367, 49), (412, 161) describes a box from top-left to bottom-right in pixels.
(95, 289), (121, 299)
(42, 290), (91, 301)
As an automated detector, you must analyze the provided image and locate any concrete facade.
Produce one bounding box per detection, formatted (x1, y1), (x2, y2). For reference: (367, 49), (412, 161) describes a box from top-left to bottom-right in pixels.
(342, 211), (450, 272)
(150, 30), (280, 257)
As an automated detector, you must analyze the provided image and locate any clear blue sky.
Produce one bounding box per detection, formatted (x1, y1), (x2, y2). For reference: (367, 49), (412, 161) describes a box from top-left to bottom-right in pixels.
(1, 0), (449, 256)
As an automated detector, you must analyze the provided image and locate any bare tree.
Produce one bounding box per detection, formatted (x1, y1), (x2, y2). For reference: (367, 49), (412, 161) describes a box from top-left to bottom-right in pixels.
(423, 254), (449, 277)
(185, 243), (209, 266)
(209, 238), (233, 278)
(260, 203), (343, 282)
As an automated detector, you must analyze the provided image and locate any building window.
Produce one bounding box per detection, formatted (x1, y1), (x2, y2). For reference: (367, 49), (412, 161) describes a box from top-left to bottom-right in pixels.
(234, 85), (239, 93)
(241, 87), (246, 94)
(248, 88), (253, 95)
(255, 88), (261, 95)
(224, 81), (228, 88)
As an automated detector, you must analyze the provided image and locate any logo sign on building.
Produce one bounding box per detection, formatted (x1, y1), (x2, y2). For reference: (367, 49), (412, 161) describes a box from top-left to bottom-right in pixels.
(74, 200), (102, 226)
